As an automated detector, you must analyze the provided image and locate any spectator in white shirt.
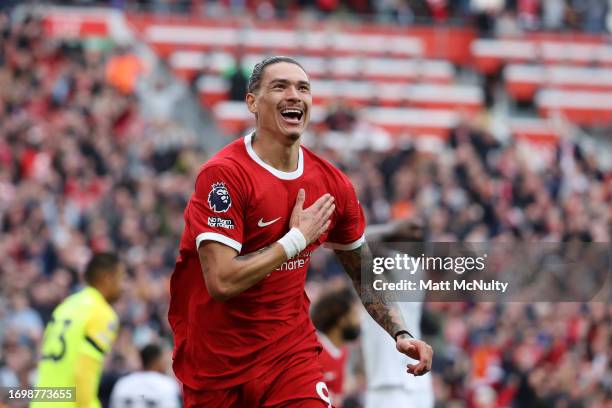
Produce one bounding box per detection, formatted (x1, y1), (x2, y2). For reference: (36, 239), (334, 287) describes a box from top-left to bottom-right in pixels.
(361, 219), (434, 408)
(110, 343), (181, 408)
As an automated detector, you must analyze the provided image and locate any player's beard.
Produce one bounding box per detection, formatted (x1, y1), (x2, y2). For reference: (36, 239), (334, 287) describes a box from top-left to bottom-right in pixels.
(277, 113), (305, 143)
(341, 324), (361, 341)
(287, 131), (300, 142)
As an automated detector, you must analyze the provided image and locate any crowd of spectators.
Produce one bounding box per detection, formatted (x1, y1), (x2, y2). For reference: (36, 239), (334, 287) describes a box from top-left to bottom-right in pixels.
(303, 102), (611, 406)
(0, 9), (610, 408)
(0, 11), (198, 403)
(48, 0), (612, 34)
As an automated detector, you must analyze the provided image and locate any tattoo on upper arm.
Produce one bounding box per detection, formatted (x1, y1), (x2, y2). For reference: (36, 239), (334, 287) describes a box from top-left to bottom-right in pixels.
(335, 244), (406, 339)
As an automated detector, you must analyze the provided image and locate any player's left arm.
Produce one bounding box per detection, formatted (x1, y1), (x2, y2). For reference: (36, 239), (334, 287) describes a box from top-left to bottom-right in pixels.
(334, 244), (433, 376)
(328, 172), (432, 376)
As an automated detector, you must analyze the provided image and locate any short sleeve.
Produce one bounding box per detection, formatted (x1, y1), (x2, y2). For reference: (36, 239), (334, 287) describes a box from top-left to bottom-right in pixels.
(325, 174), (366, 251)
(82, 309), (118, 361)
(188, 164), (245, 253)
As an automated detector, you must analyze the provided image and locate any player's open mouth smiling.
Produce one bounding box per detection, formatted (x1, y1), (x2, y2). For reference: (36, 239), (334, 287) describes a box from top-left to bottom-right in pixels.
(280, 108), (304, 125)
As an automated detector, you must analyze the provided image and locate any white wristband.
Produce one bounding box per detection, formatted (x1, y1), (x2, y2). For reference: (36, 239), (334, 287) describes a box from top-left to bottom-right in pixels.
(277, 228), (307, 259)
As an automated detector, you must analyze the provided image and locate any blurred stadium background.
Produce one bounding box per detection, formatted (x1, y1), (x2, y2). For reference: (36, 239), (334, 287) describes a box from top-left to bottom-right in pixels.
(0, 0), (610, 407)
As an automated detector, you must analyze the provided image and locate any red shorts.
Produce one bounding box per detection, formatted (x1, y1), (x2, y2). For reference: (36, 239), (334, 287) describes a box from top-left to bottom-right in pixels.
(183, 348), (334, 408)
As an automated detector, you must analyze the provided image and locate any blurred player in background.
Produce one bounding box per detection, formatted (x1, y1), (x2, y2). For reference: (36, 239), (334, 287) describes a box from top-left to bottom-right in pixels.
(169, 56), (433, 408)
(311, 286), (361, 405)
(362, 220), (434, 408)
(31, 253), (124, 408)
(110, 343), (181, 408)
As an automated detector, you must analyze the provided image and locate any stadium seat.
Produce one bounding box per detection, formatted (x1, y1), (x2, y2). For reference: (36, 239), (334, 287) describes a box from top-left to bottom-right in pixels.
(508, 118), (559, 144)
(171, 51), (454, 83)
(505, 65), (612, 101)
(129, 13), (612, 132)
(472, 38), (612, 74)
(144, 24), (424, 58)
(471, 39), (537, 74)
(198, 77), (482, 111)
(540, 42), (612, 66)
(213, 101), (458, 139)
(361, 107), (458, 137)
(536, 89), (612, 126)
(213, 101), (325, 135)
(504, 64), (544, 101)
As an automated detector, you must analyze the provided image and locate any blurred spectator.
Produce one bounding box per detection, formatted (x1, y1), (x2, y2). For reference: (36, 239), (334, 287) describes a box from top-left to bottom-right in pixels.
(106, 45), (144, 95)
(141, 76), (182, 122)
(307, 101), (392, 166)
(517, 0), (540, 30)
(0, 11), (198, 396)
(324, 100), (356, 132)
(4, 293), (44, 343)
(110, 343), (181, 408)
(608, 0), (612, 32)
(471, 0), (505, 37)
(318, 0), (340, 14)
(571, 0), (608, 32)
(542, 0), (565, 30)
(224, 53), (249, 101)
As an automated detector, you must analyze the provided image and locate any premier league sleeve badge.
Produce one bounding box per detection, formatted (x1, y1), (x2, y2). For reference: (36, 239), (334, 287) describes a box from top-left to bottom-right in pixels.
(208, 181), (232, 213)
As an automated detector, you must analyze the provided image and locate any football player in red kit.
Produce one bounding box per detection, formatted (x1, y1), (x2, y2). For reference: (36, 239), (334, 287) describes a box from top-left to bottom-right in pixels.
(311, 286), (362, 404)
(168, 56), (433, 408)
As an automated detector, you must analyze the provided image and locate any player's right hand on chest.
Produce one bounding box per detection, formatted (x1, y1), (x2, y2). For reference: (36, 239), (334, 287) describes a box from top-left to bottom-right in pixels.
(290, 189), (335, 244)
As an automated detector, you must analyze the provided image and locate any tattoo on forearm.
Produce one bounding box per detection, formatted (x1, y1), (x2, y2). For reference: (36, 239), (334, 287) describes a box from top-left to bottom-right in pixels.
(335, 244), (406, 339)
(236, 245), (272, 261)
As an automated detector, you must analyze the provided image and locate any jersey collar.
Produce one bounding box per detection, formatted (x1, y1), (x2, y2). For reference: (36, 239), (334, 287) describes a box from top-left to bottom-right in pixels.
(244, 132), (304, 180)
(84, 286), (108, 305)
(317, 331), (343, 359)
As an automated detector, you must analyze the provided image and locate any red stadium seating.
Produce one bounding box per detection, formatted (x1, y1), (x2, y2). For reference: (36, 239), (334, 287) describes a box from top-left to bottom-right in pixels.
(42, 7), (116, 37)
(142, 24), (424, 58)
(505, 65), (612, 101)
(127, 14), (475, 64)
(124, 12), (612, 134)
(536, 89), (612, 126)
(471, 40), (537, 74)
(196, 76), (229, 108)
(197, 76), (482, 110)
(471, 38), (612, 74)
(540, 42), (612, 67)
(504, 64), (542, 101)
(362, 107), (458, 137)
(509, 118), (559, 144)
(213, 101), (459, 138)
(172, 51), (454, 83)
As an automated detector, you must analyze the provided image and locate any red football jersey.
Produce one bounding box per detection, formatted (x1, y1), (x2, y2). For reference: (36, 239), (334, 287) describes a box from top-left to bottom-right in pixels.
(169, 133), (365, 390)
(317, 333), (349, 400)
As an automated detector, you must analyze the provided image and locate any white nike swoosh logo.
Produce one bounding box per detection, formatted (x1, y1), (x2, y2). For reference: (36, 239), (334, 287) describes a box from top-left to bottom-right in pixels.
(258, 217), (281, 227)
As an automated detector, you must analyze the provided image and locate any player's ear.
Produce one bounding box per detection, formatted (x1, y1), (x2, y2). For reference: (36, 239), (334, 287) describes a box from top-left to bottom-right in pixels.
(246, 92), (257, 114)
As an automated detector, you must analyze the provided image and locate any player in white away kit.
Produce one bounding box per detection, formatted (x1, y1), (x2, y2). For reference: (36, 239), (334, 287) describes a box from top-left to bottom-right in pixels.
(362, 220), (434, 408)
(110, 344), (181, 408)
